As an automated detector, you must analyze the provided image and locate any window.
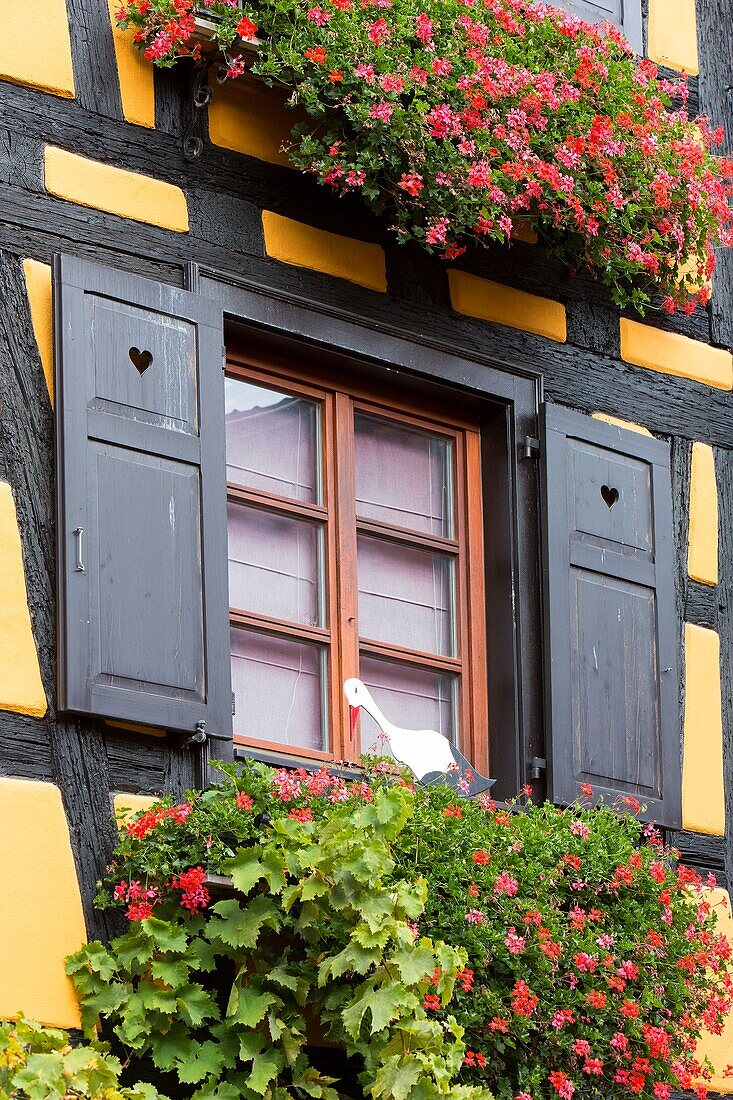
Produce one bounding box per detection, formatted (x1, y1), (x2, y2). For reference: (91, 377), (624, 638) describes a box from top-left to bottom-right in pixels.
(545, 0), (642, 53)
(54, 253), (683, 826)
(224, 352), (488, 768)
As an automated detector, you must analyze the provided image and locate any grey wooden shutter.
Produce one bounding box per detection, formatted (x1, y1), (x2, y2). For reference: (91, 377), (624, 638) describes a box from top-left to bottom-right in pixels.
(548, 0), (642, 53)
(542, 404), (681, 827)
(55, 254), (232, 741)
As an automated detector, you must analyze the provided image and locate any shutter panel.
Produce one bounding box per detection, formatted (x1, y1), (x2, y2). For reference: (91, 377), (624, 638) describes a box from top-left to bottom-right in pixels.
(542, 404), (681, 827)
(548, 0), (642, 53)
(55, 254), (232, 740)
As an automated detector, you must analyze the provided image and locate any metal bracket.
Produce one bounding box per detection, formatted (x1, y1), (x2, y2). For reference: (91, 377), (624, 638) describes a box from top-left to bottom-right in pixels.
(529, 756), (547, 780)
(182, 63), (215, 160)
(183, 720), (208, 748)
(521, 435), (541, 460)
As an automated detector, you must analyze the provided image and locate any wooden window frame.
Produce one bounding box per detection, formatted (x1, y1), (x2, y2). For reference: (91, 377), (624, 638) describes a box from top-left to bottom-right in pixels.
(189, 263), (544, 802)
(226, 349), (488, 772)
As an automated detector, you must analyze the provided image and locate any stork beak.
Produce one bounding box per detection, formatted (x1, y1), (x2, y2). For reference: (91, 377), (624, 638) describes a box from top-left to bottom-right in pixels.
(349, 704), (361, 737)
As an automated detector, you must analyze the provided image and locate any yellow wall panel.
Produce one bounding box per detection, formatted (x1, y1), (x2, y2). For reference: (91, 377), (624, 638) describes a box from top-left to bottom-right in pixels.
(45, 147), (188, 233)
(0, 0), (74, 98)
(648, 0), (699, 75)
(448, 270), (567, 343)
(106, 0), (156, 128)
(0, 483), (46, 718)
(22, 259), (54, 405)
(209, 76), (297, 167)
(621, 319), (733, 390)
(695, 888), (733, 1093)
(0, 779), (86, 1027)
(682, 624), (724, 836)
(262, 211), (387, 292)
(591, 413), (652, 437)
(688, 442), (718, 586)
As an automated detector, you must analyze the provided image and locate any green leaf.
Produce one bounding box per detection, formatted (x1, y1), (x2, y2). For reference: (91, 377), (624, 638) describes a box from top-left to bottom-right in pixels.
(177, 984), (219, 1026)
(372, 1055), (422, 1100)
(389, 944), (436, 987)
(211, 896), (280, 950)
(175, 1041), (227, 1083)
(247, 1052), (282, 1094)
(319, 941), (379, 982)
(266, 965), (299, 992)
(81, 981), (127, 1017)
(229, 987), (278, 1027)
(151, 957), (192, 988)
(226, 848), (264, 895)
(150, 1025), (195, 1070)
(238, 1032), (268, 1063)
(141, 917), (190, 954)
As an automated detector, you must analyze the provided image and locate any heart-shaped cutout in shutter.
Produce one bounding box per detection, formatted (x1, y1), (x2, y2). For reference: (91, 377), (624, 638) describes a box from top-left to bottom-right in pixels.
(129, 347), (153, 375)
(601, 484), (619, 509)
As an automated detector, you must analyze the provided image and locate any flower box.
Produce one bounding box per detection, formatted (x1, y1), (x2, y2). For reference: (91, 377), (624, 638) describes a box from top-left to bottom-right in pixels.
(190, 8), (261, 53)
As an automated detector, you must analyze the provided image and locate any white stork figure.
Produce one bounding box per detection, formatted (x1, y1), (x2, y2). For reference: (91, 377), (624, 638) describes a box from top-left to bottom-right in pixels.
(344, 678), (495, 797)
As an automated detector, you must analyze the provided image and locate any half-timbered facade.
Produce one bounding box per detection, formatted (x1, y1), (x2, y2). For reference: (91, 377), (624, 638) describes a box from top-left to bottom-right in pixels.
(0, 0), (732, 1090)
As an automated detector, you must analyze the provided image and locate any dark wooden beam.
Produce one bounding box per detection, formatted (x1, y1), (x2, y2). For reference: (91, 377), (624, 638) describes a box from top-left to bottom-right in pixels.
(716, 449), (733, 896)
(696, 0), (733, 351)
(66, 0), (124, 120)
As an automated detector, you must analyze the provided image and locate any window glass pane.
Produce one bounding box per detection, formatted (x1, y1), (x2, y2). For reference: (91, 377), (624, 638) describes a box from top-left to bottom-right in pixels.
(231, 627), (327, 751)
(357, 535), (455, 656)
(359, 656), (457, 756)
(228, 503), (324, 626)
(354, 413), (453, 537)
(225, 378), (321, 503)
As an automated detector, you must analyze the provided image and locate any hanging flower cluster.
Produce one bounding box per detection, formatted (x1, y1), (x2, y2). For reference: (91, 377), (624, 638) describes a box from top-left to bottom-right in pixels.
(117, 0), (732, 313)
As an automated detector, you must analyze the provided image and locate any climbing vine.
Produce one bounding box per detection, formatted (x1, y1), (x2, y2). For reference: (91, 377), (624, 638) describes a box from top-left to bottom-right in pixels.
(116, 0), (733, 314)
(64, 762), (733, 1100)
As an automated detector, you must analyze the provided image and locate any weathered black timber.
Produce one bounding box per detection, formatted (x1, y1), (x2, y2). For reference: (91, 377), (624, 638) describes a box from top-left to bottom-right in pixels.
(671, 436), (692, 744)
(0, 715), (55, 781)
(716, 448), (733, 894)
(667, 829), (727, 884)
(66, 0), (124, 120)
(684, 582), (720, 630)
(697, 0), (733, 352)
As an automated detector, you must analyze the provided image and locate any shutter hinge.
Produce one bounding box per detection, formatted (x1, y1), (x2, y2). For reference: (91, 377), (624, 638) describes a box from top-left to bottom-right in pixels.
(231, 691), (236, 716)
(183, 719), (232, 748)
(184, 720), (208, 748)
(222, 345), (227, 372)
(521, 435), (541, 460)
(529, 756), (546, 780)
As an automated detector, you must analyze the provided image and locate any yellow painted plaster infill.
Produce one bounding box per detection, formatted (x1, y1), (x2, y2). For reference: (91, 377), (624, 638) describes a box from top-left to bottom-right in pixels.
(44, 147), (189, 233)
(209, 76), (298, 167)
(22, 260), (54, 405)
(696, 888), (733, 1093)
(620, 319), (733, 391)
(448, 270), (567, 343)
(0, 779), (86, 1027)
(106, 719), (166, 737)
(682, 624), (724, 836)
(0, 483), (46, 717)
(113, 792), (157, 827)
(262, 212), (387, 293)
(0, 0), (74, 98)
(591, 413), (652, 437)
(688, 442), (718, 586)
(106, 0), (155, 128)
(648, 0), (699, 75)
